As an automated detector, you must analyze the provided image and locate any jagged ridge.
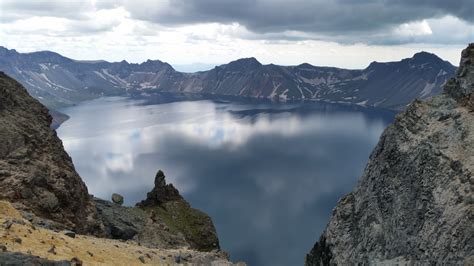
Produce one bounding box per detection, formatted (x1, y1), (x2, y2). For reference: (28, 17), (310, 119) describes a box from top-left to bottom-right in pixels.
(0, 46), (455, 110)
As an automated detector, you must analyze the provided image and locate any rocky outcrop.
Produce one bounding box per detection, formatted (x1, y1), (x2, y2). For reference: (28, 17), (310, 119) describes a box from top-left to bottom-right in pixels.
(306, 44), (474, 265)
(0, 72), (231, 263)
(445, 44), (474, 109)
(136, 170), (183, 207)
(96, 170), (220, 252)
(137, 170), (220, 251)
(0, 72), (102, 235)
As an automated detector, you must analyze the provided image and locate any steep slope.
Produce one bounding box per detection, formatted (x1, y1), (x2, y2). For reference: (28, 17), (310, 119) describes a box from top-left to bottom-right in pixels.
(305, 44), (474, 265)
(0, 72), (236, 264)
(0, 71), (102, 234)
(317, 52), (455, 109)
(0, 46), (455, 110)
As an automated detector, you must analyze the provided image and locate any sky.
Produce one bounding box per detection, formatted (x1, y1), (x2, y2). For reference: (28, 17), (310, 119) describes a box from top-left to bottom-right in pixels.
(0, 0), (473, 71)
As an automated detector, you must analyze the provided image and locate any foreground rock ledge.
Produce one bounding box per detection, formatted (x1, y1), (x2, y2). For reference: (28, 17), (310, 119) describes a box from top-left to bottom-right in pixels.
(305, 44), (474, 265)
(0, 201), (242, 265)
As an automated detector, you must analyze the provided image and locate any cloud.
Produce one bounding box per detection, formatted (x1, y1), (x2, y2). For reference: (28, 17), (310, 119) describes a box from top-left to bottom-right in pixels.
(1, 0), (472, 46)
(366, 16), (474, 45)
(0, 0), (95, 21)
(0, 6), (128, 36)
(70, 8), (128, 34)
(116, 0), (474, 45)
(122, 0), (474, 33)
(0, 0), (471, 66)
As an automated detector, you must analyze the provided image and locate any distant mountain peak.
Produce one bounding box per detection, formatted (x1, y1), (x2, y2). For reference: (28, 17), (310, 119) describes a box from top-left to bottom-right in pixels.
(142, 59), (168, 67)
(0, 46), (18, 56)
(367, 51), (453, 70)
(296, 63), (315, 68)
(145, 59), (164, 64)
(412, 51), (437, 58)
(410, 51), (445, 64)
(25, 49), (68, 59)
(21, 50), (72, 64)
(140, 59), (175, 71)
(224, 57), (262, 71)
(234, 57), (260, 64)
(366, 60), (382, 69)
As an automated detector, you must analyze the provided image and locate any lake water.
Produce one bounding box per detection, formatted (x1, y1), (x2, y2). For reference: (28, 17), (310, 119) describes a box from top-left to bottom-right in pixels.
(56, 97), (395, 266)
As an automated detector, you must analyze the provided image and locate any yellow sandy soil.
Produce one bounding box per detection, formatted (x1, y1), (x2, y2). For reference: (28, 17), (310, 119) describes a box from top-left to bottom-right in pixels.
(0, 201), (234, 265)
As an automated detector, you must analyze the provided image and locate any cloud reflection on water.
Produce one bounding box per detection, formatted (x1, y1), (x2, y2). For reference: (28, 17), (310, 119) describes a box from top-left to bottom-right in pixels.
(57, 97), (394, 266)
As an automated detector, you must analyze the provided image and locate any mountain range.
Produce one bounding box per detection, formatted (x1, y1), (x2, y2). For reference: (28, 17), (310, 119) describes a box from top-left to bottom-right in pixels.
(0, 46), (456, 110)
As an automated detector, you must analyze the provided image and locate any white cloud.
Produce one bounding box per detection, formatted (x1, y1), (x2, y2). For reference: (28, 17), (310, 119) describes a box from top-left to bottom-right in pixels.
(0, 1), (471, 68)
(395, 20), (433, 37)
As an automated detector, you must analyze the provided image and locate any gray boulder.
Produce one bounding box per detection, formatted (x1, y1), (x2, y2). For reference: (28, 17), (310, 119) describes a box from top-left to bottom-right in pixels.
(111, 193), (124, 205)
(0, 252), (70, 265)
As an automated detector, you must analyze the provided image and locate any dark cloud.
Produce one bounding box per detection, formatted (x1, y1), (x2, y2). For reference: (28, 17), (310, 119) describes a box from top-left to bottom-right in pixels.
(124, 0), (474, 34)
(1, 0), (472, 45)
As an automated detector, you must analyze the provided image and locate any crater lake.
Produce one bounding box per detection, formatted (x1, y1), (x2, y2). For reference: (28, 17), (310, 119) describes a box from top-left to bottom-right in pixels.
(56, 96), (395, 266)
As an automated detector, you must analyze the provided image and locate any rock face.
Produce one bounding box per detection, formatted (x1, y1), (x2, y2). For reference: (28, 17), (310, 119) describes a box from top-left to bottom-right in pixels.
(0, 72), (232, 263)
(96, 170), (220, 252)
(0, 72), (102, 235)
(445, 44), (474, 109)
(305, 44), (474, 265)
(0, 46), (455, 110)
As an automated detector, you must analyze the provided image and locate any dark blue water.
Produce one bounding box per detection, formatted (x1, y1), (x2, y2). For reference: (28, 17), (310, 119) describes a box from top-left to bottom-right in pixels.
(57, 97), (395, 266)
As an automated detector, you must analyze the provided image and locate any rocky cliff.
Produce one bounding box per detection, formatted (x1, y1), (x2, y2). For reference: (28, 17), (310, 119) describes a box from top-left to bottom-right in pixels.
(0, 72), (238, 264)
(0, 72), (101, 235)
(0, 46), (455, 110)
(305, 44), (474, 265)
